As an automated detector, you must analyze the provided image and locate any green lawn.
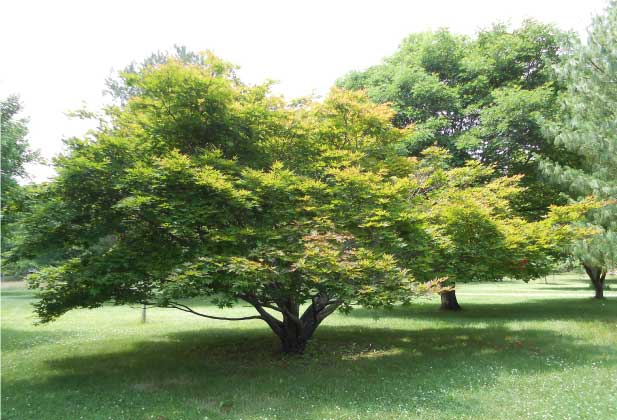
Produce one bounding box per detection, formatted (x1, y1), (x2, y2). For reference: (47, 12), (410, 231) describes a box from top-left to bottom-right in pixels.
(2, 274), (616, 420)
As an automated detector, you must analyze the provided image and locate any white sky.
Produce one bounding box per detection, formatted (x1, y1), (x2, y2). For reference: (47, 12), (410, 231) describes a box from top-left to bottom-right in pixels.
(1, 0), (608, 182)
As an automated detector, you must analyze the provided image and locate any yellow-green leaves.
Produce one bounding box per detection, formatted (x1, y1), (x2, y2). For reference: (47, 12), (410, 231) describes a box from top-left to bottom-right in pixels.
(20, 49), (593, 331)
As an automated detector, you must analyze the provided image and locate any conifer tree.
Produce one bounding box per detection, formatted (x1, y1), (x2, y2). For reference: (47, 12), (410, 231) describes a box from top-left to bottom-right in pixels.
(542, 1), (617, 298)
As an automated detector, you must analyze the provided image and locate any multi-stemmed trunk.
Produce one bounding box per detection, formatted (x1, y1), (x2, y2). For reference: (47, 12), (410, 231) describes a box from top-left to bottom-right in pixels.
(440, 284), (461, 311)
(583, 263), (607, 299)
(244, 294), (342, 354)
(166, 294), (341, 354)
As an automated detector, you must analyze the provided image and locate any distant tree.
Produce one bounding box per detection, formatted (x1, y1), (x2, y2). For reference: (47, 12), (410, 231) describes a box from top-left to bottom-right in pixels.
(338, 23), (573, 210)
(338, 21), (578, 308)
(542, 1), (617, 298)
(1, 96), (39, 190)
(1, 95), (40, 260)
(17, 54), (591, 353)
(410, 148), (594, 310)
(104, 45), (213, 105)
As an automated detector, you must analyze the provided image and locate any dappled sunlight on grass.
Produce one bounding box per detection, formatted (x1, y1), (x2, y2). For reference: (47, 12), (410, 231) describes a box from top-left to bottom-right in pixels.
(2, 275), (617, 419)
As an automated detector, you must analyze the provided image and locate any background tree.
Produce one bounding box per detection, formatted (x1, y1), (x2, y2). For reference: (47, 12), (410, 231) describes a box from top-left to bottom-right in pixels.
(337, 21), (577, 308)
(406, 147), (594, 310)
(1, 95), (40, 271)
(337, 21), (579, 218)
(542, 1), (617, 298)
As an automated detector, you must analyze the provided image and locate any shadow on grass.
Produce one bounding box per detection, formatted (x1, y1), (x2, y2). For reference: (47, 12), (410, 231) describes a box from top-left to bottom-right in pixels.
(531, 285), (615, 292)
(3, 295), (617, 418)
(530, 286), (597, 292)
(346, 298), (617, 322)
(3, 320), (616, 419)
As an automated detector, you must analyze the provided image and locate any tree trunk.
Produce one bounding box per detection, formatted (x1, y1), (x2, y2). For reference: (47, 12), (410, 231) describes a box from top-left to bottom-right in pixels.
(279, 300), (307, 355)
(583, 263), (606, 299)
(280, 332), (308, 354)
(440, 287), (461, 311)
(244, 294), (341, 354)
(242, 295), (342, 354)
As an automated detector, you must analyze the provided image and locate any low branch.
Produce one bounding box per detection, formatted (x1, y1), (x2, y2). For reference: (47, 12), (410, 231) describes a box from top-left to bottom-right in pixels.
(316, 301), (343, 322)
(280, 305), (303, 327)
(588, 59), (605, 75)
(167, 301), (263, 321)
(238, 294), (282, 313)
(240, 295), (284, 337)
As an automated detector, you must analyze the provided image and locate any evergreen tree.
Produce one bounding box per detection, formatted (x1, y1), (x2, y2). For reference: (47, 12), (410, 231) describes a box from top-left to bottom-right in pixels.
(542, 1), (617, 298)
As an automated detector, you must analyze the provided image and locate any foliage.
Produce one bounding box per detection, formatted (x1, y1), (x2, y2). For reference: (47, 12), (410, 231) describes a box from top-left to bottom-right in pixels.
(19, 56), (436, 353)
(337, 21), (576, 219)
(411, 149), (596, 287)
(541, 1), (617, 295)
(18, 53), (591, 352)
(1, 96), (40, 267)
(1, 96), (40, 188)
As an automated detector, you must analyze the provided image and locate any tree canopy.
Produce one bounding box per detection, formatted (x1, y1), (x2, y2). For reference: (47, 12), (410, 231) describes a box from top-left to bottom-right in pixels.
(17, 52), (592, 353)
(1, 95), (40, 261)
(1, 96), (39, 189)
(541, 1), (617, 298)
(337, 21), (575, 220)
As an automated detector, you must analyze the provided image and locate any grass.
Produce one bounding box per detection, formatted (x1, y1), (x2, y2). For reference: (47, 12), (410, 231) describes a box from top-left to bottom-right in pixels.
(1, 274), (617, 420)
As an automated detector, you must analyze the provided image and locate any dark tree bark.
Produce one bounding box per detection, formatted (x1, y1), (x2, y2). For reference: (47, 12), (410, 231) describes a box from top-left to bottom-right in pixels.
(243, 294), (341, 354)
(280, 299), (306, 354)
(583, 263), (607, 299)
(440, 286), (461, 311)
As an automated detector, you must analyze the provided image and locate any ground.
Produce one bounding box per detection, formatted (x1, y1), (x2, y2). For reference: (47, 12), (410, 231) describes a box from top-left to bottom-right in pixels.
(1, 273), (616, 420)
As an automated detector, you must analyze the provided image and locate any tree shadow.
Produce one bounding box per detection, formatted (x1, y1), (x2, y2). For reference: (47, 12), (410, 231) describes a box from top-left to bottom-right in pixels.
(530, 286), (600, 292)
(3, 321), (615, 419)
(346, 298), (617, 322)
(530, 282), (616, 292)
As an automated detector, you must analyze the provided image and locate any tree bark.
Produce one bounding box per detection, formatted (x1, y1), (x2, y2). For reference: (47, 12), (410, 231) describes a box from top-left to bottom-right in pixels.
(583, 263), (606, 299)
(440, 287), (461, 311)
(243, 294), (341, 354)
(279, 299), (307, 354)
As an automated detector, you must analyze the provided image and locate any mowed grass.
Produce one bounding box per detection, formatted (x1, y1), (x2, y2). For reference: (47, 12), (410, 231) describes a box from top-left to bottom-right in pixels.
(2, 274), (617, 420)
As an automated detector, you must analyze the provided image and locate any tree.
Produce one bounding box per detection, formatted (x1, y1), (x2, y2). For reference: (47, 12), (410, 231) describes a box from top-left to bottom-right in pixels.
(104, 45), (208, 105)
(18, 56), (442, 354)
(17, 54), (591, 353)
(338, 23), (572, 201)
(541, 1), (617, 298)
(1, 96), (40, 187)
(405, 148), (594, 310)
(337, 21), (577, 308)
(1, 95), (40, 262)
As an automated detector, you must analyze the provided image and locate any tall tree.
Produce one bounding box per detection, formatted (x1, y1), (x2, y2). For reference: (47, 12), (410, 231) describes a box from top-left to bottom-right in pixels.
(542, 1), (617, 298)
(1, 96), (40, 190)
(1, 96), (40, 256)
(337, 21), (576, 308)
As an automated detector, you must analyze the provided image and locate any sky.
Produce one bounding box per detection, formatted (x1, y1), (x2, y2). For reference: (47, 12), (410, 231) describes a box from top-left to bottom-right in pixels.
(1, 0), (609, 182)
